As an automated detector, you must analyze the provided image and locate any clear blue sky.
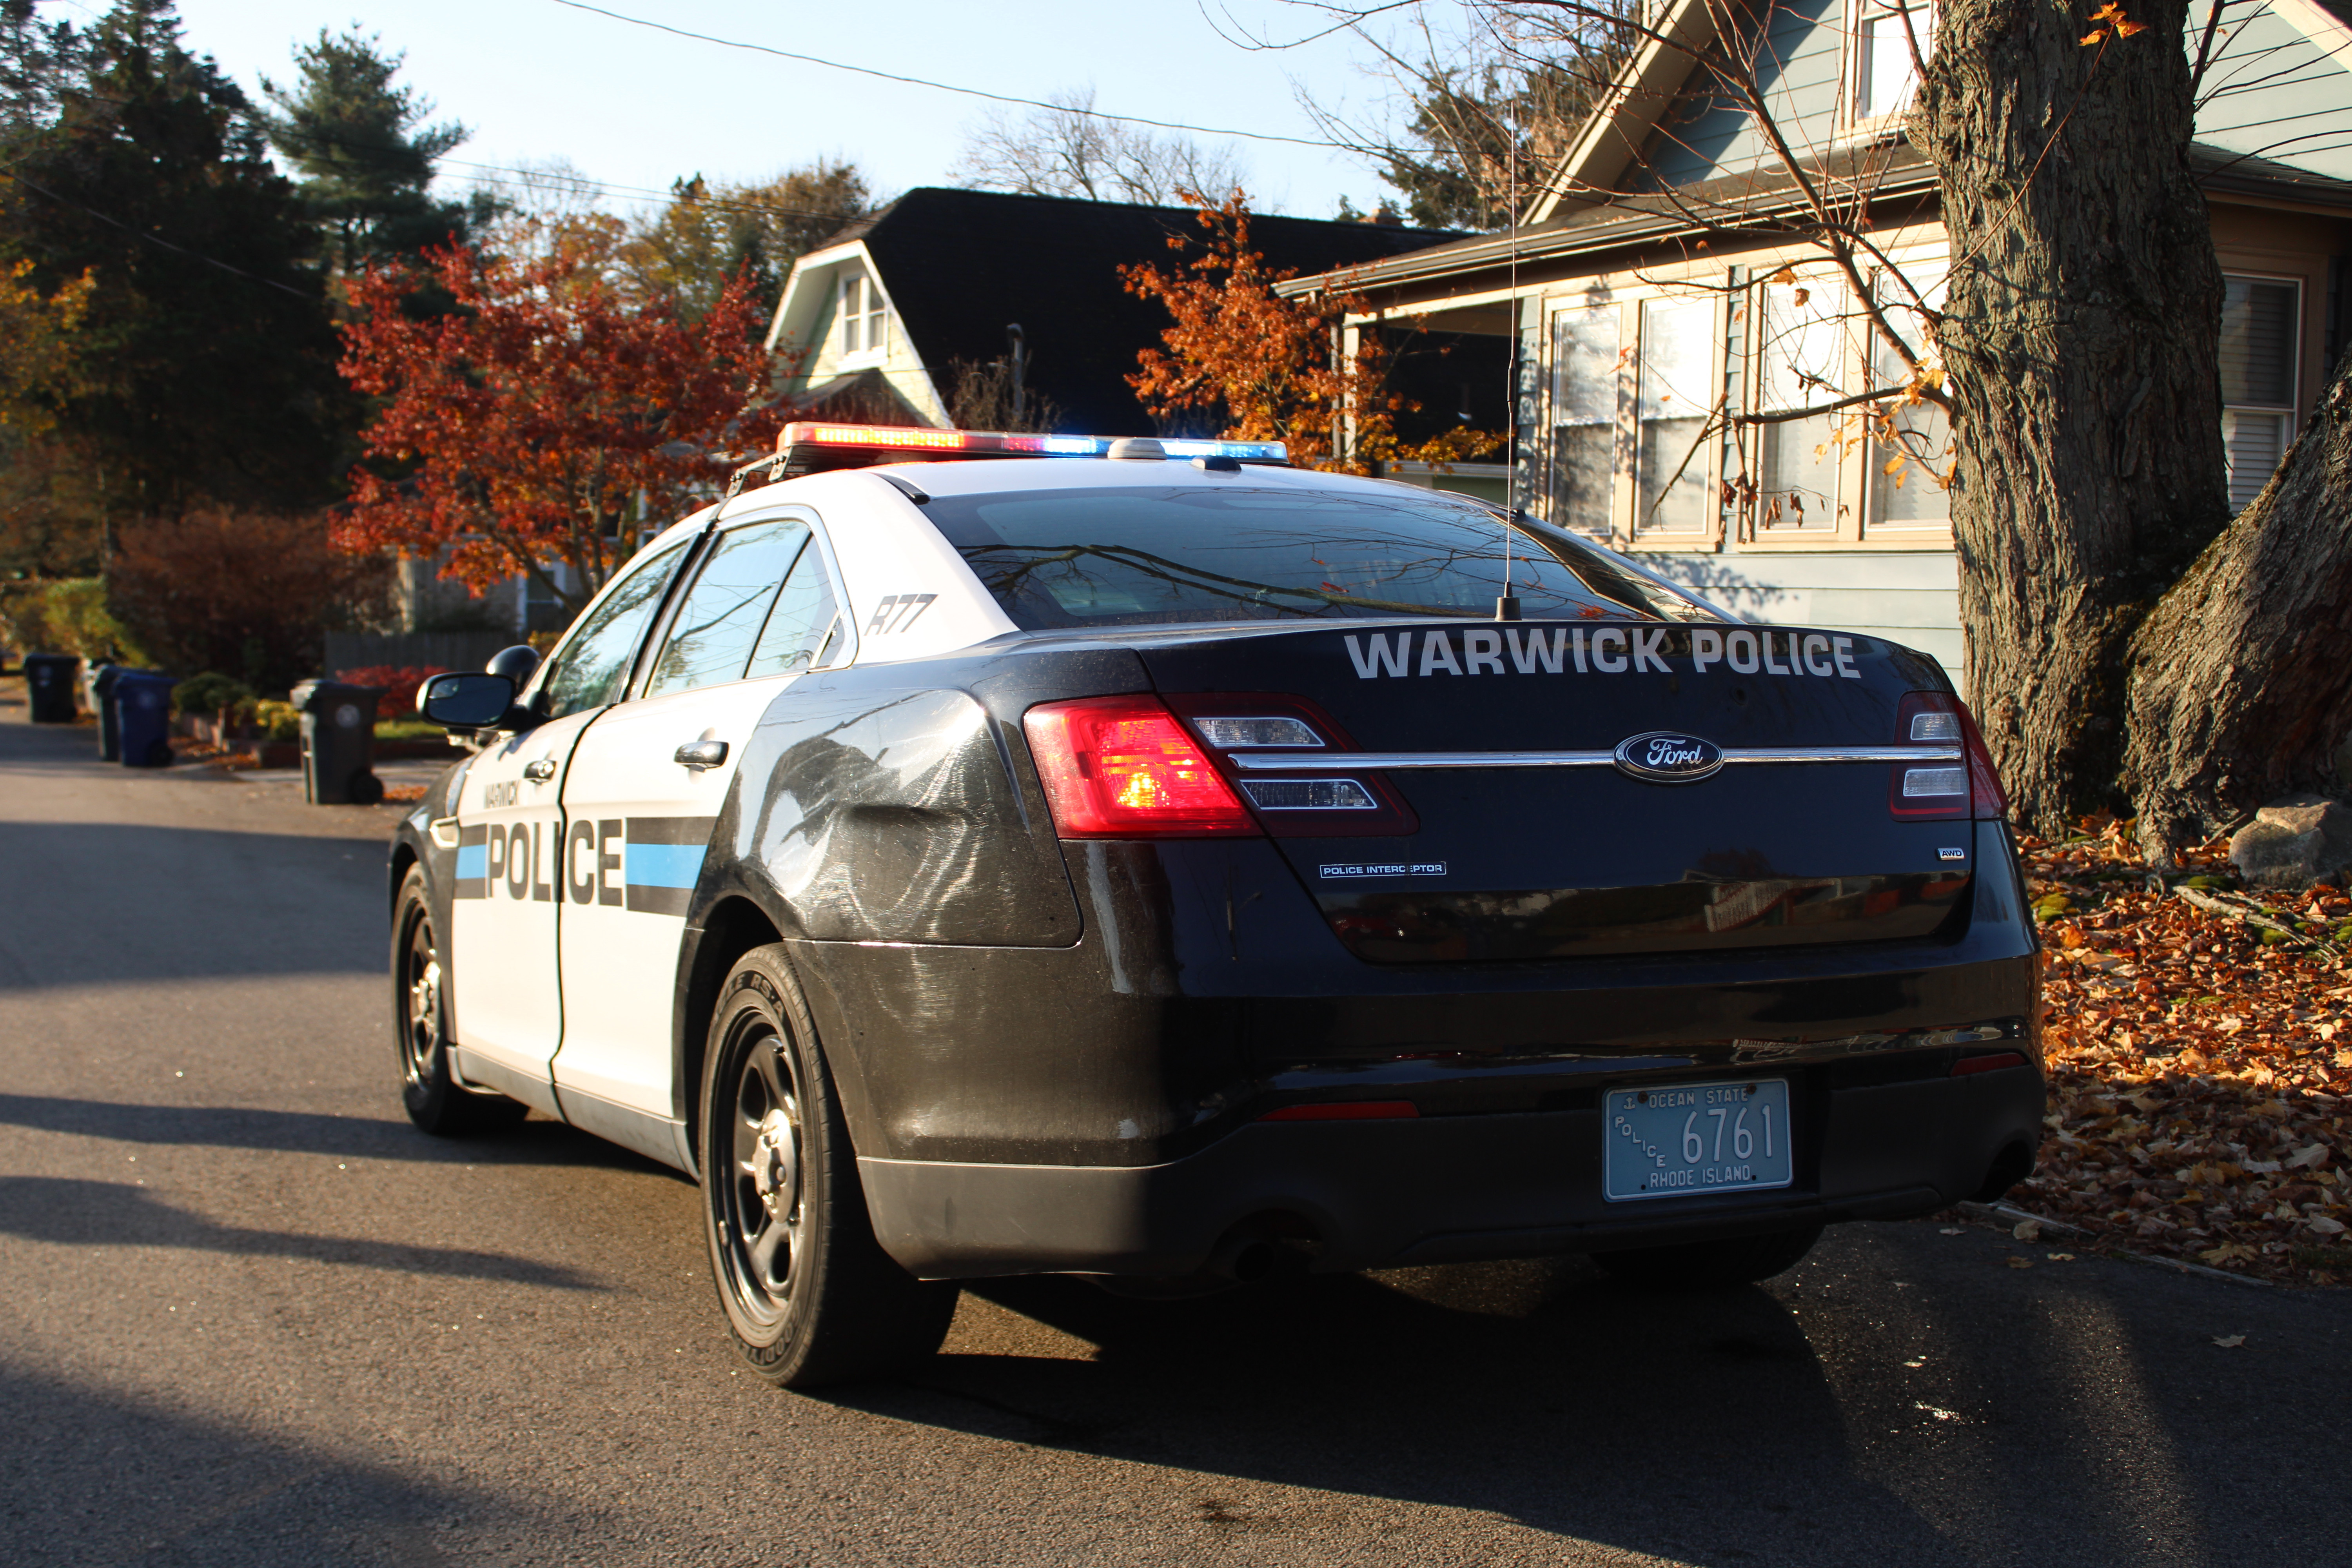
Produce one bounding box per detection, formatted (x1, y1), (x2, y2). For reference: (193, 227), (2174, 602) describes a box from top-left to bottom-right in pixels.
(109, 0), (1439, 219)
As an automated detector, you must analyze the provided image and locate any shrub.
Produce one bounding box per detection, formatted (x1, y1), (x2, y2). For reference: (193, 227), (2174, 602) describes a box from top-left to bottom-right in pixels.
(331, 664), (448, 715)
(0, 578), (146, 663)
(251, 699), (301, 742)
(171, 671), (256, 718)
(109, 509), (389, 689)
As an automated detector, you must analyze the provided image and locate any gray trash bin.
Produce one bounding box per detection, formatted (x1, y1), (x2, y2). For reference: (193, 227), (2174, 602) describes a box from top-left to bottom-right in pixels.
(86, 665), (146, 761)
(22, 654), (78, 723)
(290, 679), (384, 805)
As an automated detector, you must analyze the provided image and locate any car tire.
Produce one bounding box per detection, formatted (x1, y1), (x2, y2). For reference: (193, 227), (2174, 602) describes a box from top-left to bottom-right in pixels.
(700, 944), (958, 1389)
(393, 867), (527, 1136)
(1592, 1223), (1824, 1290)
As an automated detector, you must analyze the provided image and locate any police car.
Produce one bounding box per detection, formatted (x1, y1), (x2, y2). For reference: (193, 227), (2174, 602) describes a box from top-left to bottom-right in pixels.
(392, 423), (2042, 1388)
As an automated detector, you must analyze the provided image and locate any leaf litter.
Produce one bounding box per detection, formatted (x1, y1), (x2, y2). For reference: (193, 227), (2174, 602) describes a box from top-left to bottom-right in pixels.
(1997, 816), (2352, 1285)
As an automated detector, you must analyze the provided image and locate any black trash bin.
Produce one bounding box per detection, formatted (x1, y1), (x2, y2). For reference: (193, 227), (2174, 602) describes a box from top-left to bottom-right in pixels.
(113, 670), (177, 768)
(87, 664), (138, 760)
(22, 653), (78, 723)
(290, 679), (384, 805)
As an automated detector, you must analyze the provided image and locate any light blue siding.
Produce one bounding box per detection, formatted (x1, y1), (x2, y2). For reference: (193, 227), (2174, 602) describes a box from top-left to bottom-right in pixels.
(2193, 1), (2352, 180)
(1643, 0), (1850, 186)
(1644, 552), (1965, 682)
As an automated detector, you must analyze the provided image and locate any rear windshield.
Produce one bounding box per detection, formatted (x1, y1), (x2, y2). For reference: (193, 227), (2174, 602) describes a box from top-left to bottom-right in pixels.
(920, 484), (1716, 630)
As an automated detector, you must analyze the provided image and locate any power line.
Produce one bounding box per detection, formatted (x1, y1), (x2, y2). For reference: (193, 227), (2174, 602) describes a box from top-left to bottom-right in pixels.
(0, 167), (316, 299)
(545, 0), (1339, 151)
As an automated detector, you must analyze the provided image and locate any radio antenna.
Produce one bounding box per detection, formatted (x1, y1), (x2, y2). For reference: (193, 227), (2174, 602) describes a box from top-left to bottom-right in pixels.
(1496, 101), (1523, 623)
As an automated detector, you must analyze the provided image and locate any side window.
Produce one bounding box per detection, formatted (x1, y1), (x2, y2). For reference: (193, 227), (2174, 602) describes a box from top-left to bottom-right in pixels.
(535, 539), (690, 720)
(746, 535), (844, 678)
(643, 518), (812, 698)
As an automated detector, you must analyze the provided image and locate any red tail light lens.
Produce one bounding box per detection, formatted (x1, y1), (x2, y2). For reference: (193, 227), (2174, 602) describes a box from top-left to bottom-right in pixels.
(1024, 695), (1259, 838)
(1892, 691), (2007, 821)
(1257, 1100), (1420, 1122)
(1951, 1051), (2027, 1076)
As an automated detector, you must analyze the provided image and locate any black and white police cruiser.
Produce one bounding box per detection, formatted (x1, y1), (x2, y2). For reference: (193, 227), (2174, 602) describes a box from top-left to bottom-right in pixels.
(392, 422), (2042, 1387)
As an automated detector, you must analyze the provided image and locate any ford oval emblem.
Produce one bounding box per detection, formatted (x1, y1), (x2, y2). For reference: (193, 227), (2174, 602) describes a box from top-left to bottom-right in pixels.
(1613, 731), (1724, 783)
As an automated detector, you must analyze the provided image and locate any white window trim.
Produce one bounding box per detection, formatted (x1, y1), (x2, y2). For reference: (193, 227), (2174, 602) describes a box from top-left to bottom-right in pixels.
(2220, 270), (2302, 511)
(1844, 0), (1937, 141)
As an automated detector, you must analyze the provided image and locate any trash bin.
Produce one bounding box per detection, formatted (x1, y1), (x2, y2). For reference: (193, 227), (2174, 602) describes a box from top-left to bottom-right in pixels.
(22, 653), (79, 723)
(290, 679), (384, 805)
(113, 670), (178, 768)
(87, 664), (136, 760)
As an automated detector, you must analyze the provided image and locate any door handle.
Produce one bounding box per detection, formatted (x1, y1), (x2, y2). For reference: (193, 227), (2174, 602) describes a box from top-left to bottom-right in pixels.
(675, 739), (728, 771)
(523, 759), (557, 783)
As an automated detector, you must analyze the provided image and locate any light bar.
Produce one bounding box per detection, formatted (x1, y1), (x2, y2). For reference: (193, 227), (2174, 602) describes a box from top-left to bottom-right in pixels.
(776, 422), (1287, 464)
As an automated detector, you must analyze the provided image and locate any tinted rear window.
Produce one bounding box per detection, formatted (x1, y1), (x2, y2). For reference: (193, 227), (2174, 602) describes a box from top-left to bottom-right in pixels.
(921, 484), (1709, 629)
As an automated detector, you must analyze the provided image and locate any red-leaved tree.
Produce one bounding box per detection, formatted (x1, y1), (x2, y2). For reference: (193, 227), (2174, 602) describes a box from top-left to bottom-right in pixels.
(1122, 190), (1496, 474)
(338, 217), (771, 616)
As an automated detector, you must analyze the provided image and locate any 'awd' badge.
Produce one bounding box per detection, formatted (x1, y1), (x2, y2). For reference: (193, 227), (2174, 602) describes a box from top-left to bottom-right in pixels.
(1612, 731), (1724, 783)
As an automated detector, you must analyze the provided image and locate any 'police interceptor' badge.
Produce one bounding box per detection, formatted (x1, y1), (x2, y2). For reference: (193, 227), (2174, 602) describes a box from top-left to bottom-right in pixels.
(1612, 731), (1725, 783)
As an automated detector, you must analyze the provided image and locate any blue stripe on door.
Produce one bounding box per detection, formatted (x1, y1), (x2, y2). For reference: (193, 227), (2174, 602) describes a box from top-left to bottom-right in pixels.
(454, 843), (487, 879)
(624, 842), (706, 889)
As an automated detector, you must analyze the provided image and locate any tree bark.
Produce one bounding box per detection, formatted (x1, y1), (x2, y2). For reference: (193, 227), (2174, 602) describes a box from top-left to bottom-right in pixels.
(1917, 0), (2232, 834)
(2124, 352), (2352, 859)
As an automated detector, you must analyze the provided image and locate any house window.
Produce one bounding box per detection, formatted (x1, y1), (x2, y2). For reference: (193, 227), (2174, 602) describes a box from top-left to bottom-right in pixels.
(1548, 304), (1619, 535)
(1854, 0), (1936, 123)
(1635, 296), (1714, 534)
(1754, 278), (1849, 530)
(2220, 275), (2298, 512)
(839, 272), (887, 356)
(1866, 264), (1950, 530)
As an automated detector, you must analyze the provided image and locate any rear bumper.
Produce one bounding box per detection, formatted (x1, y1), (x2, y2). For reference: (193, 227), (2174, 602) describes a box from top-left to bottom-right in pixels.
(860, 1062), (2045, 1279)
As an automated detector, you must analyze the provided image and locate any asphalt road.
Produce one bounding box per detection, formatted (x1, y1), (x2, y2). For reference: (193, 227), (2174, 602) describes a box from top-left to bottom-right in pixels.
(1, 686), (2347, 1568)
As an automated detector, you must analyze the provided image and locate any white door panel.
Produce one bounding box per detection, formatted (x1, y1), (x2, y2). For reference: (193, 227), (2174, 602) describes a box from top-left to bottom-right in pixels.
(552, 678), (790, 1114)
(449, 716), (592, 1081)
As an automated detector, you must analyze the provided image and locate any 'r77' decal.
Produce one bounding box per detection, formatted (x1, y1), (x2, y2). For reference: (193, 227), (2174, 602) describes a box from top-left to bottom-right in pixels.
(864, 593), (937, 635)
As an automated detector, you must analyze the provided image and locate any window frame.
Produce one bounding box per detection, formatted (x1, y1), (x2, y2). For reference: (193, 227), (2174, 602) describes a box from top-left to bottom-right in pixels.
(1544, 298), (1627, 542)
(838, 270), (889, 361)
(1744, 270), (1859, 543)
(2218, 270), (2302, 511)
(1845, 0), (1938, 139)
(629, 503), (855, 702)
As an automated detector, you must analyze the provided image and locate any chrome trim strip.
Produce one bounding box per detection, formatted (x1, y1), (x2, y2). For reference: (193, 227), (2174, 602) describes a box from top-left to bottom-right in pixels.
(1231, 745), (1964, 772)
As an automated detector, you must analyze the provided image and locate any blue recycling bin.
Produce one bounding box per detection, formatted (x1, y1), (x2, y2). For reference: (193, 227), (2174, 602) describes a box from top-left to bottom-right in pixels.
(22, 653), (78, 722)
(113, 670), (177, 768)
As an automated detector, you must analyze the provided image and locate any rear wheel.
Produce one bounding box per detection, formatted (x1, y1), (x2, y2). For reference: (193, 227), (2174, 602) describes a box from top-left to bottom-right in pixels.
(1592, 1223), (1824, 1290)
(701, 945), (958, 1388)
(393, 867), (526, 1136)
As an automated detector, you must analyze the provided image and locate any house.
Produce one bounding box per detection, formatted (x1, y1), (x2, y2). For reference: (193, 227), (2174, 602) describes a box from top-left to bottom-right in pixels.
(760, 187), (1504, 446)
(1278, 0), (2352, 679)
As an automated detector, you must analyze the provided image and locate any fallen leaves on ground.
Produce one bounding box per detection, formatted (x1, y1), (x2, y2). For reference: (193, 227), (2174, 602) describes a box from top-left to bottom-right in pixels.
(2009, 817), (2352, 1286)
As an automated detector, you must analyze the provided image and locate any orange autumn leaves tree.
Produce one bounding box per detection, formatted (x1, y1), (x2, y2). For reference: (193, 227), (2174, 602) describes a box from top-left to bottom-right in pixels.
(338, 217), (768, 617)
(1121, 191), (1495, 474)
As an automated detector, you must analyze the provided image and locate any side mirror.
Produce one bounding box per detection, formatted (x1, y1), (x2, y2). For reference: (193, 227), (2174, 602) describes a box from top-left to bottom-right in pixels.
(418, 671), (517, 729)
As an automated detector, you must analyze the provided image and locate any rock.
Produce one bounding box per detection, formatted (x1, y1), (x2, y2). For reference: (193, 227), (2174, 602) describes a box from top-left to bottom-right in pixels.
(2230, 795), (2352, 888)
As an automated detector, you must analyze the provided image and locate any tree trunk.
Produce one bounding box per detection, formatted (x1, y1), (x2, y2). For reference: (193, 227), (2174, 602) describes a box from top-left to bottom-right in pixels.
(1917, 0), (2232, 834)
(2124, 352), (2352, 859)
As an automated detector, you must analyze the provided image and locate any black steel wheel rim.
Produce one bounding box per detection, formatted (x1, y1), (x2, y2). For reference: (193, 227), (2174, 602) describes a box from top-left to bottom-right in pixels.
(717, 1027), (806, 1328)
(399, 906), (443, 1089)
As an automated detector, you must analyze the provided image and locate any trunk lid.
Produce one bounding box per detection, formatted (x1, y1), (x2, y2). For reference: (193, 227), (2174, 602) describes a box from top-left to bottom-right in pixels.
(1132, 619), (1975, 962)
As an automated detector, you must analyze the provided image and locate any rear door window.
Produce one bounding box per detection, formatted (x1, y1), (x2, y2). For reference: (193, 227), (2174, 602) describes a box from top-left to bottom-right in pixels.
(919, 484), (1709, 629)
(534, 538), (690, 719)
(642, 519), (813, 697)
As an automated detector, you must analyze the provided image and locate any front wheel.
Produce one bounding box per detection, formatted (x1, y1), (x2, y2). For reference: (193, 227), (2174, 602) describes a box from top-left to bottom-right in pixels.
(701, 945), (958, 1388)
(393, 867), (527, 1136)
(1591, 1223), (1824, 1290)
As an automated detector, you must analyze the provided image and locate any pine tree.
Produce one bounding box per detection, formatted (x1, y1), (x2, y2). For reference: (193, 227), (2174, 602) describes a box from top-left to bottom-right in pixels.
(259, 29), (481, 276)
(0, 0), (341, 513)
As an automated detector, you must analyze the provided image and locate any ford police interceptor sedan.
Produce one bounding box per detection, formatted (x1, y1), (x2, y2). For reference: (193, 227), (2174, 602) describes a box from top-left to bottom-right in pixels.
(392, 423), (2041, 1388)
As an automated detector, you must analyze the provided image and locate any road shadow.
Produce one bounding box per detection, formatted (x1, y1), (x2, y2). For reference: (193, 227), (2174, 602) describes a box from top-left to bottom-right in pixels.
(0, 1361), (561, 1568)
(0, 1093), (687, 1178)
(827, 1256), (1957, 1566)
(0, 1176), (603, 1290)
(817, 1229), (2352, 1566)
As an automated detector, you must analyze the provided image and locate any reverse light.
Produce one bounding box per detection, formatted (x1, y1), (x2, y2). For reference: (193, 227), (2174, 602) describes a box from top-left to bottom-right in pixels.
(1162, 692), (1421, 837)
(1892, 692), (2007, 821)
(1951, 1051), (2027, 1076)
(1023, 695), (1259, 838)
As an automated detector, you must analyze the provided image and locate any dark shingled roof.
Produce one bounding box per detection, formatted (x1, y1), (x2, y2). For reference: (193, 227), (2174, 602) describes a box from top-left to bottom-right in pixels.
(836, 187), (1460, 434)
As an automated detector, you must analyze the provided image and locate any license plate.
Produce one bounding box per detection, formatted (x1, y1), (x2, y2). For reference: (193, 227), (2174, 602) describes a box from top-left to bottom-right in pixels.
(1604, 1079), (1793, 1201)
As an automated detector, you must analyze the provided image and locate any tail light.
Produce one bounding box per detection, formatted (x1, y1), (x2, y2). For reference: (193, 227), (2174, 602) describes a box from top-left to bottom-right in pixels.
(1951, 1051), (2027, 1076)
(1163, 692), (1420, 837)
(1023, 695), (1259, 837)
(1891, 691), (2007, 821)
(1258, 1100), (1420, 1122)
